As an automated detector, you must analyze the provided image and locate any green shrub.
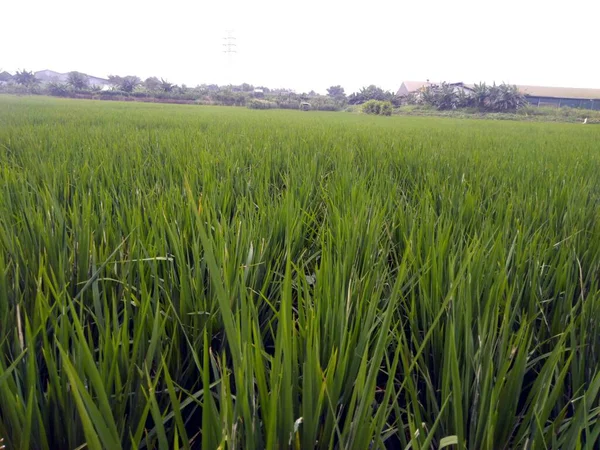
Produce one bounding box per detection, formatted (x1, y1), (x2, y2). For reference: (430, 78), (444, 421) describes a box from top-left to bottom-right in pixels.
(99, 90), (130, 98)
(315, 104), (338, 111)
(420, 83), (470, 110)
(0, 83), (40, 95)
(275, 100), (300, 110)
(380, 101), (392, 116)
(213, 91), (248, 106)
(308, 97), (341, 111)
(247, 99), (277, 109)
(47, 82), (71, 97)
(483, 83), (526, 111)
(362, 100), (380, 114)
(348, 85), (396, 105)
(362, 99), (393, 116)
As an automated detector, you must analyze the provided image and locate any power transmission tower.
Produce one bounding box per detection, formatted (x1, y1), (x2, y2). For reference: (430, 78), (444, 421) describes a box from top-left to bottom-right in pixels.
(223, 30), (237, 86)
(223, 31), (237, 56)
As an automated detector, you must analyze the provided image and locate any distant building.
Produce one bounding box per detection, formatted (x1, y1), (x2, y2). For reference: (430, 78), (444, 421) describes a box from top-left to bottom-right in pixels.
(397, 81), (600, 110)
(34, 70), (112, 90)
(34, 70), (68, 83)
(87, 76), (112, 90)
(396, 81), (433, 97)
(517, 85), (600, 110)
(0, 71), (13, 84)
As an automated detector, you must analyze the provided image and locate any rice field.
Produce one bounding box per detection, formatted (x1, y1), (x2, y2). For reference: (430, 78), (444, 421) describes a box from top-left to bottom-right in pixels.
(0, 95), (599, 449)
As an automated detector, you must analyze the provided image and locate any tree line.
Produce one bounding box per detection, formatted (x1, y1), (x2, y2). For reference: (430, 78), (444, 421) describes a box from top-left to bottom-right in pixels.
(1, 70), (527, 112)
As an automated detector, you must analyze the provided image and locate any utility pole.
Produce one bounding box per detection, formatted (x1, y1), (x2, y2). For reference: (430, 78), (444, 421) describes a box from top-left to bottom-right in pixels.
(223, 30), (237, 86)
(223, 30), (237, 56)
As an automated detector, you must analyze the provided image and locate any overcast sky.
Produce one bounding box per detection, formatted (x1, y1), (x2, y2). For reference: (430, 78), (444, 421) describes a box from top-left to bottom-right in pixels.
(3, 0), (599, 94)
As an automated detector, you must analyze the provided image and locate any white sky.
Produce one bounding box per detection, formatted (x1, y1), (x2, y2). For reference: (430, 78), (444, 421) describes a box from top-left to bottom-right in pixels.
(2, 0), (599, 94)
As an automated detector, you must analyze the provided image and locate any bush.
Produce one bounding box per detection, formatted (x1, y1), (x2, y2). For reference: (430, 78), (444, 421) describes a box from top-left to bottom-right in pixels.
(362, 100), (393, 116)
(362, 100), (380, 114)
(398, 104), (432, 113)
(47, 83), (71, 97)
(380, 102), (393, 116)
(309, 97), (341, 111)
(213, 91), (248, 106)
(420, 83), (469, 110)
(477, 83), (526, 112)
(247, 99), (277, 109)
(348, 85), (396, 105)
(315, 104), (339, 111)
(67, 71), (89, 90)
(0, 83), (42, 95)
(99, 90), (130, 98)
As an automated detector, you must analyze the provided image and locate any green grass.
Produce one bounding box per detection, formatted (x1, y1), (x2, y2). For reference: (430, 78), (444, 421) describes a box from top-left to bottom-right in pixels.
(0, 95), (599, 449)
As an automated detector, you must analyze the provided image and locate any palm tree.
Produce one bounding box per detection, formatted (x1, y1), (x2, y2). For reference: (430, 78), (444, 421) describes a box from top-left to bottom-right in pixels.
(67, 71), (89, 90)
(471, 82), (490, 109)
(159, 78), (174, 93)
(13, 70), (38, 87)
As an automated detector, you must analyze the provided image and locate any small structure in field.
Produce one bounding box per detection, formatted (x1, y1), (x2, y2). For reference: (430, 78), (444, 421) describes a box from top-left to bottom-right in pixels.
(300, 102), (311, 111)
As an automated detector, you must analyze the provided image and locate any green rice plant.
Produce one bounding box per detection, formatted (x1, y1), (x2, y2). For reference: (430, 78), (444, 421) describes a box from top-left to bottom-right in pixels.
(0, 95), (599, 449)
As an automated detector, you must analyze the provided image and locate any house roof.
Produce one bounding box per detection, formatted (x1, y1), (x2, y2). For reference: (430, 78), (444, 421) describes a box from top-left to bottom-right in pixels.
(87, 76), (110, 84)
(399, 80), (600, 100)
(34, 70), (110, 85)
(35, 70), (68, 82)
(512, 85), (600, 100)
(398, 81), (471, 96)
(401, 81), (434, 92)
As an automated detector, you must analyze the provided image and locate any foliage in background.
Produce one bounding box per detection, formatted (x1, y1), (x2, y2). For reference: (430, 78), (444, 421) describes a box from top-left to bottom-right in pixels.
(47, 82), (71, 97)
(212, 90), (248, 106)
(0, 69), (593, 116)
(348, 84), (401, 106)
(144, 76), (161, 91)
(108, 75), (141, 93)
(13, 70), (38, 87)
(67, 71), (89, 90)
(411, 82), (527, 112)
(0, 72), (344, 111)
(484, 82), (527, 111)
(0, 96), (599, 449)
(247, 98), (278, 109)
(159, 78), (175, 93)
(419, 83), (467, 110)
(326, 85), (347, 104)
